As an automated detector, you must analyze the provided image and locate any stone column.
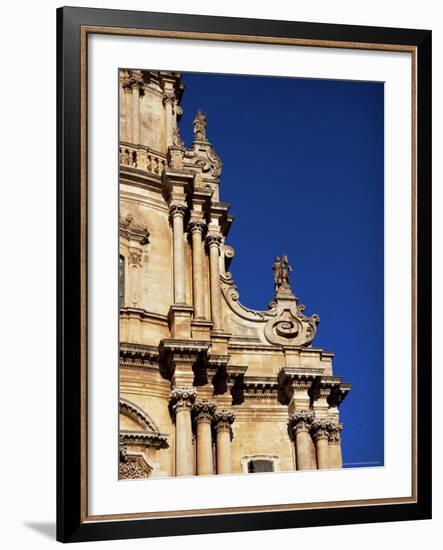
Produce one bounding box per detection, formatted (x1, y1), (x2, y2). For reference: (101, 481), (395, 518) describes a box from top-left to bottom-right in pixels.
(163, 92), (175, 148)
(289, 411), (315, 471)
(328, 422), (343, 468)
(169, 388), (197, 477)
(206, 232), (223, 331)
(189, 218), (206, 319)
(193, 401), (216, 476)
(127, 246), (143, 307)
(130, 70), (143, 145)
(213, 409), (235, 475)
(312, 420), (331, 469)
(170, 202), (187, 305)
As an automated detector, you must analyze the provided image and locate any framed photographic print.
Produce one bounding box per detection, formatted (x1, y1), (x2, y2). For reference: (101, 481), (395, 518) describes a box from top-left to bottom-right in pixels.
(57, 6), (432, 543)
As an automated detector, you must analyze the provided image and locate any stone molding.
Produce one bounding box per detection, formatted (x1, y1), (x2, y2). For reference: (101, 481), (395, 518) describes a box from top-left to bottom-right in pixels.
(119, 398), (160, 432)
(120, 430), (169, 450)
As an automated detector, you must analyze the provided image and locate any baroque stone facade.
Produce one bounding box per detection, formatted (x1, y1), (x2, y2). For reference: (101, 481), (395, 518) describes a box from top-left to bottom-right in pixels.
(118, 69), (351, 479)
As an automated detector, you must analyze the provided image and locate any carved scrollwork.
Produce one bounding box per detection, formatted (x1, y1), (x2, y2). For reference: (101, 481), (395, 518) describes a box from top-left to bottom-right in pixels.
(193, 401), (216, 424)
(328, 422), (343, 444)
(213, 409), (236, 437)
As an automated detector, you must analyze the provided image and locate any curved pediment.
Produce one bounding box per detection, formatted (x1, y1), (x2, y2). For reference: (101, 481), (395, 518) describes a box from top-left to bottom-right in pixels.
(119, 398), (160, 432)
(220, 257), (320, 347)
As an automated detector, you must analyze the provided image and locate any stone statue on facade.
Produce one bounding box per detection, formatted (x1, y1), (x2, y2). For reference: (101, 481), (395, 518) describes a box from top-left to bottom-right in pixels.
(273, 255), (293, 293)
(193, 109), (207, 141)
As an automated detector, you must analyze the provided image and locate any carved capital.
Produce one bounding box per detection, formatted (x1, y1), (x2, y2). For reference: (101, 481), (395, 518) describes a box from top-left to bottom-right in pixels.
(169, 387), (197, 414)
(213, 409), (235, 433)
(169, 202), (187, 219)
(188, 218), (206, 234)
(162, 91), (176, 106)
(288, 410), (314, 434)
(206, 232), (223, 248)
(328, 422), (343, 445)
(311, 420), (332, 442)
(123, 70), (144, 93)
(193, 401), (216, 424)
(128, 246), (143, 266)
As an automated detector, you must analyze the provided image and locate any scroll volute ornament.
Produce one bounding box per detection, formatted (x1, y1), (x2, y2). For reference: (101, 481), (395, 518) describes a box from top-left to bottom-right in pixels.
(264, 256), (320, 346)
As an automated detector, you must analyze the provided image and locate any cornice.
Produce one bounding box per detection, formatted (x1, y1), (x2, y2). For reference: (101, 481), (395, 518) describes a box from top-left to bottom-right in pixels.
(120, 430), (169, 450)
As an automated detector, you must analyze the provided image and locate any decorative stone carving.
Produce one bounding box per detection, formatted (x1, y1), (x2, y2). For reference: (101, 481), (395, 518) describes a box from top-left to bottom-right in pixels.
(188, 218), (206, 234)
(122, 70), (144, 94)
(288, 411), (314, 434)
(311, 420), (332, 442)
(172, 126), (185, 149)
(264, 256), (320, 346)
(119, 455), (152, 480)
(328, 422), (343, 444)
(162, 90), (176, 106)
(193, 401), (216, 424)
(119, 213), (149, 245)
(169, 387), (197, 414)
(169, 202), (187, 219)
(193, 109), (207, 141)
(128, 246), (143, 266)
(206, 231), (223, 248)
(213, 409), (236, 433)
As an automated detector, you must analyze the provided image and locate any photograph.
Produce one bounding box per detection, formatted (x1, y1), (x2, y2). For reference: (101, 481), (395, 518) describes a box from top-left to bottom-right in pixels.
(118, 69), (384, 479)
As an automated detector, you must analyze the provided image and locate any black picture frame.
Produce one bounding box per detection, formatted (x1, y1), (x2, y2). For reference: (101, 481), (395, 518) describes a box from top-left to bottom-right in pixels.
(57, 6), (432, 543)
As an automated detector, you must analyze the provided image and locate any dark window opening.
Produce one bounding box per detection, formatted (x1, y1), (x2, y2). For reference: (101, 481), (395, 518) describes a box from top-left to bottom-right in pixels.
(247, 459), (274, 473)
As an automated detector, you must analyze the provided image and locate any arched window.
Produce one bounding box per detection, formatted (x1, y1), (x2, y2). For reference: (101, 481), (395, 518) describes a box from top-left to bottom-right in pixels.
(119, 255), (125, 307)
(247, 459), (274, 473)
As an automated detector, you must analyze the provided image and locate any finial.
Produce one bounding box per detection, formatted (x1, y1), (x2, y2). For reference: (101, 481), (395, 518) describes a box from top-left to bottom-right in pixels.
(193, 109), (207, 141)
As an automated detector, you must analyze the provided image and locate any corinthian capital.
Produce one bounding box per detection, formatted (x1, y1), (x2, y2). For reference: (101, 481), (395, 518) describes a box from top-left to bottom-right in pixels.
(193, 401), (216, 424)
(123, 70), (144, 93)
(169, 201), (187, 219)
(328, 422), (343, 444)
(288, 410), (314, 434)
(169, 387), (197, 414)
(163, 91), (176, 106)
(206, 231), (222, 248)
(311, 419), (332, 442)
(213, 409), (235, 433)
(188, 217), (206, 234)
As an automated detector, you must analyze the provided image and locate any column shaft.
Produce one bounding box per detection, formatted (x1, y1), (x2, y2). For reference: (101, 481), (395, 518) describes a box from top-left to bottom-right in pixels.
(216, 429), (231, 474)
(196, 420), (213, 475)
(191, 225), (205, 318)
(315, 438), (329, 469)
(208, 237), (222, 330)
(171, 207), (186, 304)
(132, 85), (140, 144)
(295, 429), (315, 470)
(165, 101), (174, 147)
(175, 408), (194, 476)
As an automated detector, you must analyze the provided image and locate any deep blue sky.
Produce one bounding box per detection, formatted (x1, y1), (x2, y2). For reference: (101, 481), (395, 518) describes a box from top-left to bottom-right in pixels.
(178, 72), (384, 468)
